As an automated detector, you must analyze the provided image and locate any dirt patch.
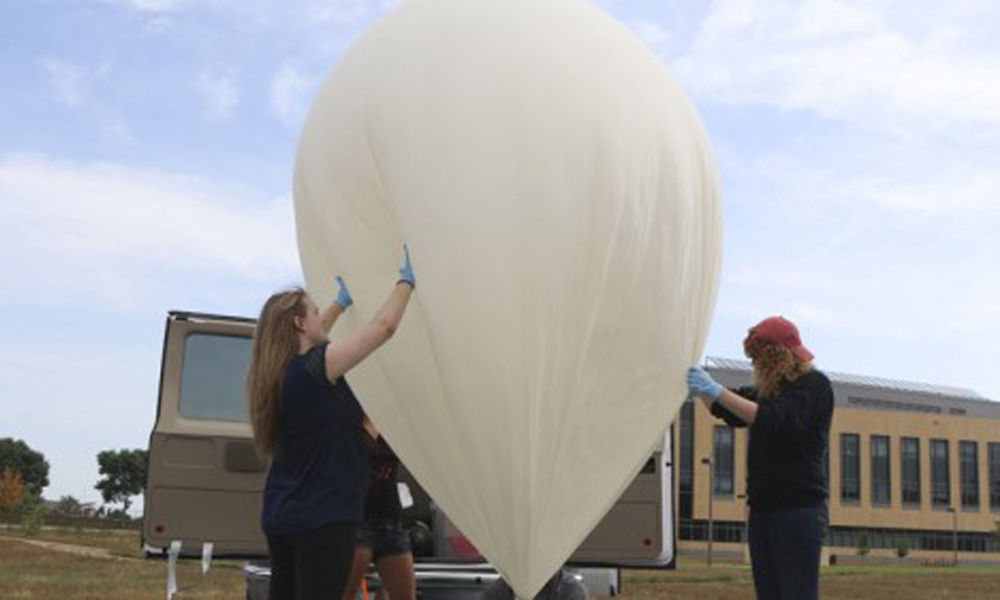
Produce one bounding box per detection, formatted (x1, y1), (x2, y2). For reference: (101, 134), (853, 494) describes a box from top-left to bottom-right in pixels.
(0, 534), (127, 560)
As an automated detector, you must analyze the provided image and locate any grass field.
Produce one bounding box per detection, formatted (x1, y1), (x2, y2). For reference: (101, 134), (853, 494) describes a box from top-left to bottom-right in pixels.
(2, 528), (1000, 599)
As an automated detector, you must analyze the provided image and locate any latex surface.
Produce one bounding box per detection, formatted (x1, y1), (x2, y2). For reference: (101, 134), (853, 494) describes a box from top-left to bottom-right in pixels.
(293, 1), (721, 596)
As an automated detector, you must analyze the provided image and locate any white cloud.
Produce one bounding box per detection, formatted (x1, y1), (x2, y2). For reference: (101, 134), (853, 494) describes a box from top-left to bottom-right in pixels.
(671, 0), (1000, 136)
(197, 69), (240, 120)
(111, 0), (394, 30)
(142, 15), (176, 34)
(41, 59), (88, 107)
(0, 154), (299, 309)
(270, 64), (322, 128)
(0, 155), (300, 509)
(122, 0), (187, 12)
(39, 58), (135, 144)
(716, 147), (1000, 342)
(860, 173), (1000, 214)
(628, 19), (670, 48)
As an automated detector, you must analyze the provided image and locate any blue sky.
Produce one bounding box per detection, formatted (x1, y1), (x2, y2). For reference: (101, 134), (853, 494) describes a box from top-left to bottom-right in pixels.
(1, 0), (999, 509)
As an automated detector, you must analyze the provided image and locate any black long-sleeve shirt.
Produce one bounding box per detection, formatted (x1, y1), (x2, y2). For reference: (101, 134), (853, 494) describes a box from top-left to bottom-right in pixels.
(710, 369), (834, 512)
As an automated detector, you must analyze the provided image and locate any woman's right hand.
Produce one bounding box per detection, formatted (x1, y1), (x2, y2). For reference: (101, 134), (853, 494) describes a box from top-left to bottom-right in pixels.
(398, 244), (416, 288)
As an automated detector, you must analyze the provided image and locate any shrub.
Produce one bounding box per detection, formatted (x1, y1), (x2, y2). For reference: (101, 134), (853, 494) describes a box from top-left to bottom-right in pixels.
(895, 536), (910, 558)
(19, 504), (45, 536)
(856, 532), (870, 557)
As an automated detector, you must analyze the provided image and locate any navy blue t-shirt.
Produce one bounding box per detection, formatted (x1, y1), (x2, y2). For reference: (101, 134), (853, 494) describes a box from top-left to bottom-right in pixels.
(261, 342), (371, 536)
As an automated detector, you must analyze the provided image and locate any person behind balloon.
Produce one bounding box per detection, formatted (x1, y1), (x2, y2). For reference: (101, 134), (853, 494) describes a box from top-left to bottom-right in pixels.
(341, 432), (416, 600)
(248, 245), (416, 600)
(686, 316), (833, 600)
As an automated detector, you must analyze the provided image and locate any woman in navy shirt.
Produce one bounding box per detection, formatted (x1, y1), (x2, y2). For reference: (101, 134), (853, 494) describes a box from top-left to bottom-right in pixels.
(247, 246), (416, 600)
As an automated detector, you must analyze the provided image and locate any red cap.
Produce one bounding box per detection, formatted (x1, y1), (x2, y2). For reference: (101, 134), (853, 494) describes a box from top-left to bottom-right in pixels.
(747, 316), (814, 363)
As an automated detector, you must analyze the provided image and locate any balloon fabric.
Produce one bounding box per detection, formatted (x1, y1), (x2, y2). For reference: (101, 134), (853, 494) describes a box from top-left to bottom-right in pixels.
(293, 1), (722, 597)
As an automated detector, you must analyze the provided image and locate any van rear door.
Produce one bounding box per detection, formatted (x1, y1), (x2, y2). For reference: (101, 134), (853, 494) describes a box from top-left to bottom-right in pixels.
(570, 430), (673, 567)
(143, 311), (267, 557)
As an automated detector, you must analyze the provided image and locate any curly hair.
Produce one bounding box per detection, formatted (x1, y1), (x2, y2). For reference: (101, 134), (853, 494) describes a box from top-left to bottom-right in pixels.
(743, 337), (813, 399)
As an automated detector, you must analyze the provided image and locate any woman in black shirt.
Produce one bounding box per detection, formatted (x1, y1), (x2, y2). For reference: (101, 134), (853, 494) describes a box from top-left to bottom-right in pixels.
(248, 245), (416, 600)
(341, 434), (416, 600)
(687, 316), (833, 600)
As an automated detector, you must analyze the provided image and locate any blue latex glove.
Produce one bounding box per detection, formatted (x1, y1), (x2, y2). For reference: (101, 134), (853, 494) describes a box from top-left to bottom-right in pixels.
(687, 366), (724, 402)
(398, 243), (416, 287)
(334, 276), (352, 309)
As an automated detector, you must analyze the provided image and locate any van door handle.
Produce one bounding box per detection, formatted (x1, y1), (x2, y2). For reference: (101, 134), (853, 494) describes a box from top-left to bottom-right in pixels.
(225, 440), (266, 473)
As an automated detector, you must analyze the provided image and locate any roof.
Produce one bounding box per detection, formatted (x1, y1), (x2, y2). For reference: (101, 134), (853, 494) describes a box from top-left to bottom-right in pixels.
(705, 356), (989, 403)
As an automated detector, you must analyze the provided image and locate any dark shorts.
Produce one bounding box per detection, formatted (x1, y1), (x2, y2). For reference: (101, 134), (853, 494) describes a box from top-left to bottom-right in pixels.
(356, 518), (411, 561)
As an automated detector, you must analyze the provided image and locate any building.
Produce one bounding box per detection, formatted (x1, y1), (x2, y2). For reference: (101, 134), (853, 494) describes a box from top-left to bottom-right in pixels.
(674, 357), (1000, 560)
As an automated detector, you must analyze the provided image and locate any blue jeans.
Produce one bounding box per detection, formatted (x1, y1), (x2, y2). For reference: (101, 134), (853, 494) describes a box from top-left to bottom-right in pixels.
(748, 503), (828, 600)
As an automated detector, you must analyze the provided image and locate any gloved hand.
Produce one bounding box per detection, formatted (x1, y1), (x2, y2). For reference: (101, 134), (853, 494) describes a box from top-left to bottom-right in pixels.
(398, 243), (416, 287)
(334, 276), (352, 309)
(687, 366), (724, 402)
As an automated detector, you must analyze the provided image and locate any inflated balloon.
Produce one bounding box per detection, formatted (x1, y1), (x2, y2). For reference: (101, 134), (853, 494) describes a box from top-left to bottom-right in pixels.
(293, 0), (721, 597)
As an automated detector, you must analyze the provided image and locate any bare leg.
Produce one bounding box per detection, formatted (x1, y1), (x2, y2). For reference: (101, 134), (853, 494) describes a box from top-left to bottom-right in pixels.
(375, 552), (416, 600)
(342, 547), (374, 600)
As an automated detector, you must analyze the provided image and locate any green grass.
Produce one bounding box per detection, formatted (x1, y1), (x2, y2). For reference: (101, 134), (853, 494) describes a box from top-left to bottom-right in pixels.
(0, 534), (245, 600)
(4, 528), (1000, 600)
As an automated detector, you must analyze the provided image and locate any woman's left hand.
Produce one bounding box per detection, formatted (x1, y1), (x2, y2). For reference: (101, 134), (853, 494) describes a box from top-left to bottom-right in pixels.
(334, 276), (353, 309)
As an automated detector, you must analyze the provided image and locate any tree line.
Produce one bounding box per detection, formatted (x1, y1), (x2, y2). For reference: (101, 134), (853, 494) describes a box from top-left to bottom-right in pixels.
(0, 437), (148, 526)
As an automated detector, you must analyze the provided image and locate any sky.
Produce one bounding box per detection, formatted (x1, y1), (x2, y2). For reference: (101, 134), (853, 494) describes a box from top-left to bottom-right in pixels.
(1, 0), (999, 510)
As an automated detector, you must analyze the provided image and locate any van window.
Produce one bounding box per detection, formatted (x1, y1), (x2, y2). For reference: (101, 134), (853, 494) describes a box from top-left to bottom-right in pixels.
(179, 333), (252, 422)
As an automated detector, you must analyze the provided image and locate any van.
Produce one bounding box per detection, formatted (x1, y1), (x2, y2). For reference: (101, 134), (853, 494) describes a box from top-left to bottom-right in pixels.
(143, 311), (675, 598)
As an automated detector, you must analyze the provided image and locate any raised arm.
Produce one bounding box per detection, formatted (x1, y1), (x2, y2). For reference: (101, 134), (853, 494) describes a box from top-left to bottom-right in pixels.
(324, 245), (416, 382)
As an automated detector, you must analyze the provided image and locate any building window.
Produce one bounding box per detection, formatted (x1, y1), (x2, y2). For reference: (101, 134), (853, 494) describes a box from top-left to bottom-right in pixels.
(847, 396), (942, 414)
(841, 433), (860, 503)
(678, 520), (746, 543)
(931, 439), (950, 508)
(828, 526), (1000, 553)
(990, 443), (1000, 511)
(960, 441), (979, 509)
(871, 435), (891, 505)
(713, 426), (734, 496)
(678, 401), (694, 521)
(901, 437), (921, 506)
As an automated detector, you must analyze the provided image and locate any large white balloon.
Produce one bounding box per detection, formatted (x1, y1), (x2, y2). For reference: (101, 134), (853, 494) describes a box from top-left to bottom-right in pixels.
(293, 0), (721, 597)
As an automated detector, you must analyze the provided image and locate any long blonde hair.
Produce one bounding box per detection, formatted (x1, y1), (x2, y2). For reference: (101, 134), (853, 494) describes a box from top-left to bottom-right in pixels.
(743, 337), (813, 399)
(247, 287), (307, 457)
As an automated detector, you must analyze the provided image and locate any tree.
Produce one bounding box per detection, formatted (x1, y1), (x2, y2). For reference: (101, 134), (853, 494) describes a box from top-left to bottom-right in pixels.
(55, 495), (83, 516)
(95, 449), (148, 513)
(104, 507), (131, 521)
(0, 468), (25, 515)
(0, 438), (49, 498)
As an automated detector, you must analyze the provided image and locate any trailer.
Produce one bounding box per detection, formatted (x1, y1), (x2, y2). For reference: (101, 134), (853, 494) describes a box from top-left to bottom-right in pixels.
(143, 311), (675, 599)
